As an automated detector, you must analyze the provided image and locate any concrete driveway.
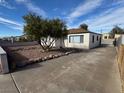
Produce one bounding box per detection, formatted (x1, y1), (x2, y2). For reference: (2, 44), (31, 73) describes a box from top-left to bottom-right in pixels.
(0, 46), (122, 93)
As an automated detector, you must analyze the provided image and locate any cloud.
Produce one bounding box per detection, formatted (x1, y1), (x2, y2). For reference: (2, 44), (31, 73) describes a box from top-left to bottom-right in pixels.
(0, 0), (15, 9)
(0, 17), (23, 31)
(112, 0), (124, 6)
(15, 0), (46, 17)
(83, 6), (124, 32)
(61, 11), (67, 16)
(67, 0), (103, 23)
(53, 8), (58, 11)
(9, 26), (23, 31)
(68, 1), (124, 33)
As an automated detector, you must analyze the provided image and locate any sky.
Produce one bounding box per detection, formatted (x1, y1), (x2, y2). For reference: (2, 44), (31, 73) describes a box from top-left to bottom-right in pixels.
(0, 0), (124, 37)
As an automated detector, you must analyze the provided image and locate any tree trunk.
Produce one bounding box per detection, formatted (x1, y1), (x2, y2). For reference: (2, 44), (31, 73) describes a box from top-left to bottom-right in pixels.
(37, 39), (46, 50)
(37, 39), (41, 45)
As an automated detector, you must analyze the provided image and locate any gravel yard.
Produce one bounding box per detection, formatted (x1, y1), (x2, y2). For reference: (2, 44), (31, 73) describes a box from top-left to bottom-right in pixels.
(3, 45), (76, 70)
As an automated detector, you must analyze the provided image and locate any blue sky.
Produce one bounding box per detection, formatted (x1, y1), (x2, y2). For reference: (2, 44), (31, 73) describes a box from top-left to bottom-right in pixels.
(0, 0), (124, 37)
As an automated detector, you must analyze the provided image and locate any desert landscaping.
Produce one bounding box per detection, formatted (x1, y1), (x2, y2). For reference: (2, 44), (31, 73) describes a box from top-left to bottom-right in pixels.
(0, 0), (124, 93)
(3, 44), (78, 70)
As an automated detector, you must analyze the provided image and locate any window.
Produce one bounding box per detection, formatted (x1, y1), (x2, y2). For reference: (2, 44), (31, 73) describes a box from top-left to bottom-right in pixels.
(92, 35), (94, 43)
(69, 35), (84, 43)
(80, 35), (83, 43)
(97, 36), (99, 41)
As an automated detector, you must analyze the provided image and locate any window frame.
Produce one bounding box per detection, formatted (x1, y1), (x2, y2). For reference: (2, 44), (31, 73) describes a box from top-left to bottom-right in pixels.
(92, 35), (95, 43)
(97, 36), (99, 41)
(69, 35), (84, 43)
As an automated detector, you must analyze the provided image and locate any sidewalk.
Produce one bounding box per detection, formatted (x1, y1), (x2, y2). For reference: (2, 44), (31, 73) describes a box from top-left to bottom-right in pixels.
(0, 74), (18, 93)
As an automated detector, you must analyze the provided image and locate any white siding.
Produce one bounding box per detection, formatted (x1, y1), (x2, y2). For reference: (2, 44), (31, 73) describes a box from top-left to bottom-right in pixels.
(66, 33), (90, 49)
(89, 33), (101, 49)
(54, 33), (101, 49)
(55, 38), (65, 48)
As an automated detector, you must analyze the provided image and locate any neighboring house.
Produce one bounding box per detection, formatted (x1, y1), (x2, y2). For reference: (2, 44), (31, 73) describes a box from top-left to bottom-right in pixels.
(102, 33), (110, 39)
(1, 35), (28, 42)
(115, 34), (123, 39)
(102, 33), (124, 40)
(55, 28), (101, 49)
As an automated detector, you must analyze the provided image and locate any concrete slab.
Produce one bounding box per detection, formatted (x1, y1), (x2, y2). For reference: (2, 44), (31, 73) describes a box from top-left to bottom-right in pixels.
(11, 46), (122, 93)
(0, 74), (18, 93)
(0, 46), (9, 74)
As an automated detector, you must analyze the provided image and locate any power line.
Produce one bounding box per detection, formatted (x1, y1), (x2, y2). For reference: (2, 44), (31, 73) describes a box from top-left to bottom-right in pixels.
(92, 23), (124, 33)
(93, 23), (124, 28)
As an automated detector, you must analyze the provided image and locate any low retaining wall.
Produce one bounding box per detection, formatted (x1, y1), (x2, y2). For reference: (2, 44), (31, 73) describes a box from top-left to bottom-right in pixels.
(117, 45), (124, 93)
(0, 46), (9, 74)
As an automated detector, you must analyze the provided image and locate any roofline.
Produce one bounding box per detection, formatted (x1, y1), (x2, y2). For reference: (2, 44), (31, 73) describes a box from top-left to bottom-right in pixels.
(68, 31), (102, 35)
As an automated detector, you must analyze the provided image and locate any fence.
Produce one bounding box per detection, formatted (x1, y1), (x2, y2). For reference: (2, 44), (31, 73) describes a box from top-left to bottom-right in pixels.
(117, 35), (124, 46)
(116, 35), (124, 93)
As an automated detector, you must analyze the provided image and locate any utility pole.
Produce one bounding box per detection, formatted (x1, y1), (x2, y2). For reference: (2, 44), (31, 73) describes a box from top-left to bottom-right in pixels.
(100, 29), (102, 34)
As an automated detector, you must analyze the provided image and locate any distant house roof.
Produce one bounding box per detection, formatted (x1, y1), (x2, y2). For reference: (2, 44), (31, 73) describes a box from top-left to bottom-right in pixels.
(68, 28), (101, 35)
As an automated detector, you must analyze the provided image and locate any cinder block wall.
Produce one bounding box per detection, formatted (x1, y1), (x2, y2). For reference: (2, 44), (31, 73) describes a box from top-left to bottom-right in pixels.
(0, 46), (9, 74)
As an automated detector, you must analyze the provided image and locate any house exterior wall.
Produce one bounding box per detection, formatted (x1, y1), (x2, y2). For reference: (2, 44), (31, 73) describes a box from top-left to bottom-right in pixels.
(115, 34), (122, 39)
(55, 38), (65, 48)
(117, 35), (124, 46)
(121, 35), (124, 45)
(89, 33), (101, 49)
(54, 33), (101, 49)
(64, 38), (68, 47)
(102, 33), (110, 39)
(65, 33), (90, 49)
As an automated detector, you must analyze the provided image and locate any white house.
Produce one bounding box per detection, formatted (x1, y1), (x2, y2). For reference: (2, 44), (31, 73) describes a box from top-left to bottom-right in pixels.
(55, 28), (102, 49)
(102, 33), (110, 39)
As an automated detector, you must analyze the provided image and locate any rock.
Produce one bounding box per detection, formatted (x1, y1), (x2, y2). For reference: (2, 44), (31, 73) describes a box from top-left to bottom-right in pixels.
(58, 53), (62, 56)
(61, 53), (65, 56)
(48, 54), (53, 59)
(52, 55), (55, 58)
(44, 57), (48, 60)
(35, 57), (41, 62)
(28, 59), (34, 63)
(54, 54), (59, 58)
(39, 57), (43, 62)
(49, 54), (53, 58)
(41, 50), (45, 53)
(65, 52), (70, 55)
(65, 51), (73, 55)
(42, 57), (47, 61)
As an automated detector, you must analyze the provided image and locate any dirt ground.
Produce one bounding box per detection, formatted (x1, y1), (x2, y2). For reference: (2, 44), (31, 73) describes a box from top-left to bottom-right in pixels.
(3, 45), (75, 69)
